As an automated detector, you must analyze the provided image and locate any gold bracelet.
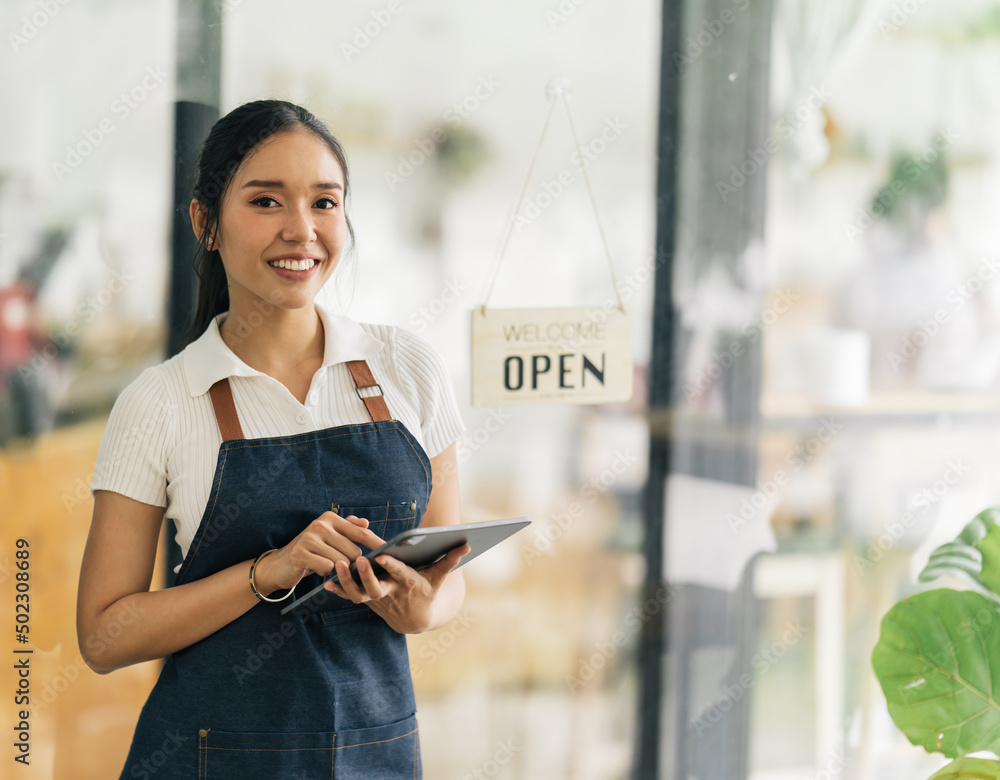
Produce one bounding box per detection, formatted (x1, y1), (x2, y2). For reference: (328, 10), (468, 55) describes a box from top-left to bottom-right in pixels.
(249, 549), (296, 603)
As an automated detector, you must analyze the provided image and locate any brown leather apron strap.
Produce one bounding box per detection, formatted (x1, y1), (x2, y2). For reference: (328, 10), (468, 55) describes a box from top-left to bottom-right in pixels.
(208, 361), (389, 437)
(346, 360), (393, 423)
(208, 379), (245, 442)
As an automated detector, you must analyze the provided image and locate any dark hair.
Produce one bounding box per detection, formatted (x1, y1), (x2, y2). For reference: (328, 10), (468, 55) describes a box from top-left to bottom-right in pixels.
(185, 100), (355, 344)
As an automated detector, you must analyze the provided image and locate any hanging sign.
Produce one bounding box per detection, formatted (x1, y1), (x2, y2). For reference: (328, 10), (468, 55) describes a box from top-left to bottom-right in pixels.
(471, 78), (633, 407)
(471, 306), (632, 406)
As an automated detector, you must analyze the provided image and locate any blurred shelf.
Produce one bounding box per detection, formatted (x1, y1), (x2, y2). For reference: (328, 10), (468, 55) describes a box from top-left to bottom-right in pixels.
(761, 391), (1000, 430)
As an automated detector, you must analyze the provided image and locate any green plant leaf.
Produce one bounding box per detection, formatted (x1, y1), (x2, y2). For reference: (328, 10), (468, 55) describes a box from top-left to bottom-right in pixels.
(920, 508), (1000, 603)
(928, 756), (1000, 779)
(873, 589), (1000, 757)
(977, 515), (1000, 597)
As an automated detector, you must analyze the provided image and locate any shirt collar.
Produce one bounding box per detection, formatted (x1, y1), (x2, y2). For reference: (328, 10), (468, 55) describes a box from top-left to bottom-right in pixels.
(182, 303), (384, 397)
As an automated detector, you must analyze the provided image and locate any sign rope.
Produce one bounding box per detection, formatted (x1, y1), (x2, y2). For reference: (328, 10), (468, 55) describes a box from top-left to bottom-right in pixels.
(479, 78), (625, 313)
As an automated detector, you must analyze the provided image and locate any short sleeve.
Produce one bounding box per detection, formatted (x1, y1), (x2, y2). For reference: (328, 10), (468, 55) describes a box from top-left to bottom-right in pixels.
(90, 367), (176, 507)
(390, 328), (466, 458)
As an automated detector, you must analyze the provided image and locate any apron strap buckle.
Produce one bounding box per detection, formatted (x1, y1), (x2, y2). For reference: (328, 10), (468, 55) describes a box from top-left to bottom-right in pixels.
(346, 360), (393, 423)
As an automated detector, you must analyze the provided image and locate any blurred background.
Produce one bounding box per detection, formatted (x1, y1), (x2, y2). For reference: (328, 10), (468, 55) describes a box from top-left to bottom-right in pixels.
(2, 0), (1000, 778)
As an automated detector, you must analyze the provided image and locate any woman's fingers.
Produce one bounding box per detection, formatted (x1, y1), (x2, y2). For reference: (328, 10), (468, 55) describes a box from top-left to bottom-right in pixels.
(301, 513), (386, 563)
(383, 543), (469, 588)
(323, 546), (468, 632)
(326, 512), (387, 550)
(325, 558), (385, 604)
(373, 553), (417, 583)
(354, 557), (388, 599)
(369, 543), (470, 592)
(268, 513), (388, 591)
(306, 516), (473, 616)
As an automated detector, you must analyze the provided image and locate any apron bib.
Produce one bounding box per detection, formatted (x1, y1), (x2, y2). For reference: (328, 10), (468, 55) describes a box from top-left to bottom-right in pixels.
(119, 361), (430, 779)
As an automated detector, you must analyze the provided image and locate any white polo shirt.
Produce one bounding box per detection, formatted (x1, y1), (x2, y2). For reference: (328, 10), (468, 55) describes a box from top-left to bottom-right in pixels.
(90, 304), (465, 561)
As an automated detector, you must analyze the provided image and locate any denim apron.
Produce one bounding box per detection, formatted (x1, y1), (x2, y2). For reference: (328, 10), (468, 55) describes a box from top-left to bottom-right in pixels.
(119, 360), (429, 779)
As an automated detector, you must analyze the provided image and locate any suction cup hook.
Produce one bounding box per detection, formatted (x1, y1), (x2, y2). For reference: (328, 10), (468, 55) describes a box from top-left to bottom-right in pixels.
(544, 77), (573, 104)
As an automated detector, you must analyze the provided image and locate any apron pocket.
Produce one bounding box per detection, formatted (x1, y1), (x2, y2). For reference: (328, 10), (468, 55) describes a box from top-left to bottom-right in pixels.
(330, 501), (417, 543)
(333, 714), (420, 780)
(196, 717), (419, 780)
(198, 727), (334, 779)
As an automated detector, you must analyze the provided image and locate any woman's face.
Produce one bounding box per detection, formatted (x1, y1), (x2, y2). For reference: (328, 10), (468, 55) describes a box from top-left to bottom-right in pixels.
(214, 128), (348, 316)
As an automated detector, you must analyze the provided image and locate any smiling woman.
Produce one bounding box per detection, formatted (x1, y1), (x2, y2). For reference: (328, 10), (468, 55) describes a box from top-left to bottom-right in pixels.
(191, 128), (351, 400)
(76, 100), (468, 779)
(183, 103), (357, 345)
(206, 134), (346, 303)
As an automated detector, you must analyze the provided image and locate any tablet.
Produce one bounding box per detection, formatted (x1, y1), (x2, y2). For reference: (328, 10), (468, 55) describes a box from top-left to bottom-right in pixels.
(280, 516), (531, 616)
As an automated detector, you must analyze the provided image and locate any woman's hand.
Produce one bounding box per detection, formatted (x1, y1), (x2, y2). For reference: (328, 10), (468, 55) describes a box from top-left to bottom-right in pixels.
(251, 511), (387, 596)
(324, 543), (471, 634)
(317, 442), (469, 635)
